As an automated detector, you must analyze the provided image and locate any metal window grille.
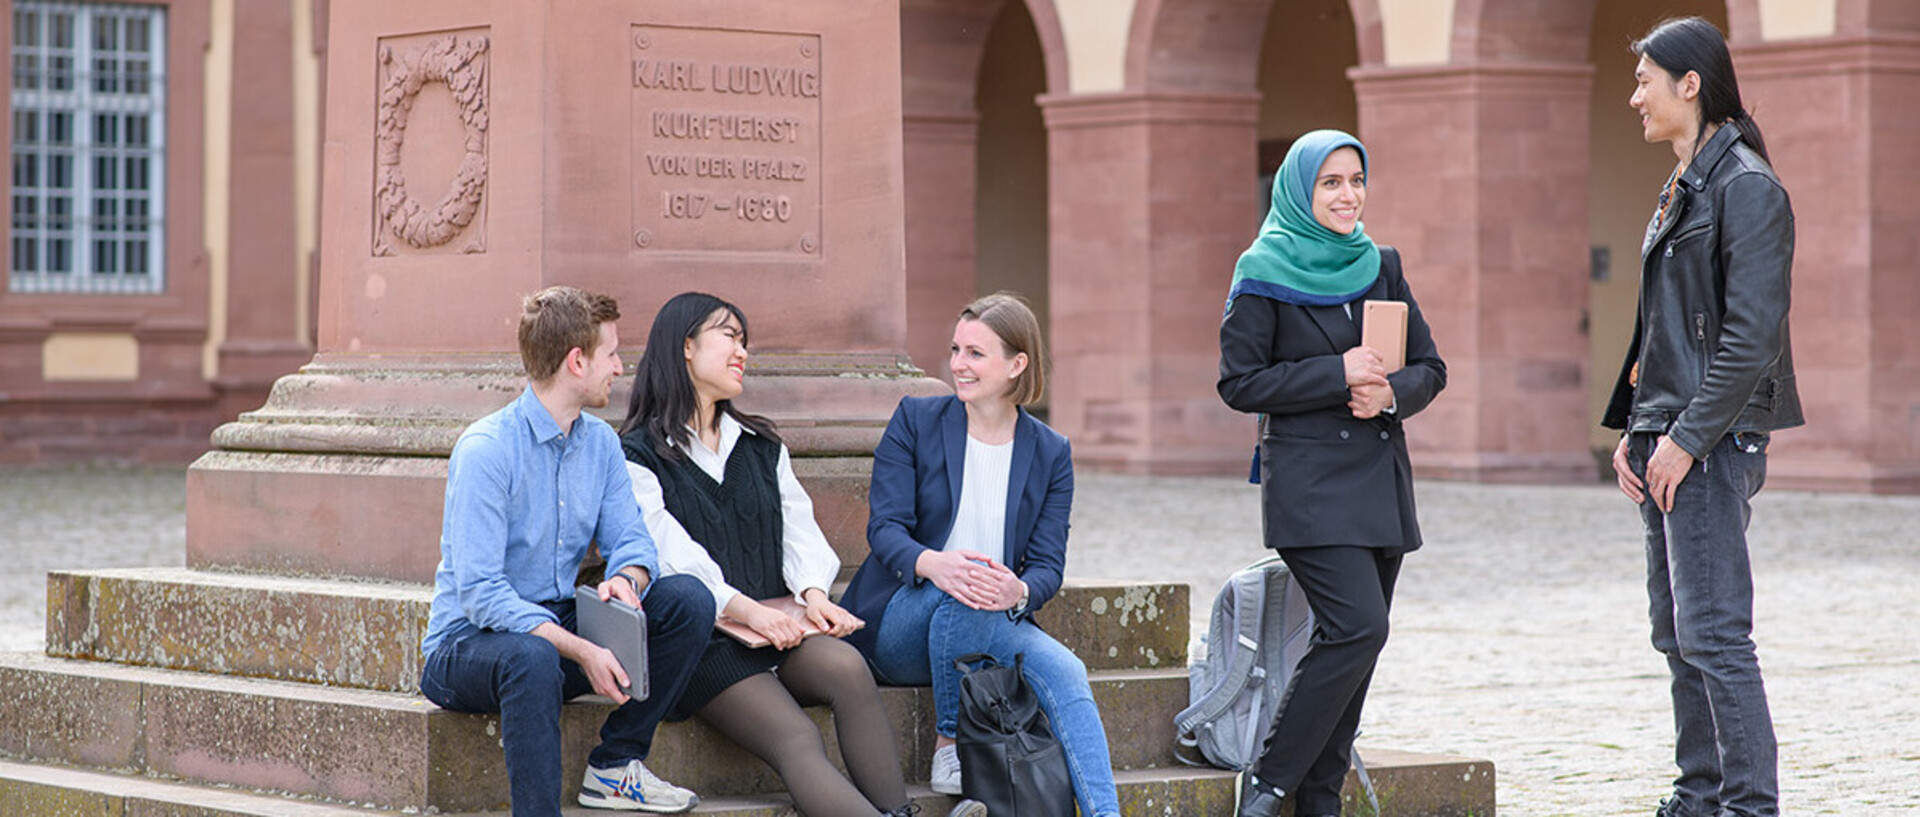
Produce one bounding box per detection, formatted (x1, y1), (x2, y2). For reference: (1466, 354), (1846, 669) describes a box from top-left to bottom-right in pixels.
(10, 1), (166, 294)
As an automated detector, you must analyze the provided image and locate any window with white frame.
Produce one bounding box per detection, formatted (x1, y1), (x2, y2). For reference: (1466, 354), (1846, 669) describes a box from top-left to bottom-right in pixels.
(10, 1), (166, 294)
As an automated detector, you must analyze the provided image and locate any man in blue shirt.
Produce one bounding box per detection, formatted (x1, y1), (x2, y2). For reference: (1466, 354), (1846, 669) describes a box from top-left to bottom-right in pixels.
(420, 286), (714, 815)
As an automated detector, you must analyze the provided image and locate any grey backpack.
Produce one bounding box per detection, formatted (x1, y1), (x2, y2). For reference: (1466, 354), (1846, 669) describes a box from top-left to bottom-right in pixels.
(1173, 555), (1313, 771)
(1173, 555), (1379, 811)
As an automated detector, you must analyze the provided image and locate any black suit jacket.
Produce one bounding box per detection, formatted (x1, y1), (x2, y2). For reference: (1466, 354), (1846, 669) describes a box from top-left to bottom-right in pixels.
(1217, 247), (1446, 551)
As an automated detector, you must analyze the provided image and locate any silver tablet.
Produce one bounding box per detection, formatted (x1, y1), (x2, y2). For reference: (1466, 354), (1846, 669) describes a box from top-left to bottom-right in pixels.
(574, 585), (650, 701)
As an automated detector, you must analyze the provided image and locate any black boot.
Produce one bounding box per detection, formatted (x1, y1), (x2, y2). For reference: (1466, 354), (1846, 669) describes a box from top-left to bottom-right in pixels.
(1238, 772), (1285, 817)
(1655, 798), (1693, 817)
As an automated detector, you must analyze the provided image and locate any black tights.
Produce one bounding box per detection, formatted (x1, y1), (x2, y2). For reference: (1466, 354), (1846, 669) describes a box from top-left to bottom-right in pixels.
(696, 636), (907, 816)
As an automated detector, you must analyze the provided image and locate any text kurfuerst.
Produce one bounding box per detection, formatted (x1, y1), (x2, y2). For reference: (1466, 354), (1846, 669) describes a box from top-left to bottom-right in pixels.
(652, 111), (803, 143)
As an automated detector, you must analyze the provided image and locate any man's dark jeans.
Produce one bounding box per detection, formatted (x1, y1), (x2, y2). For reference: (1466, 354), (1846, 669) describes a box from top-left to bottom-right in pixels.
(419, 574), (713, 817)
(1630, 431), (1778, 817)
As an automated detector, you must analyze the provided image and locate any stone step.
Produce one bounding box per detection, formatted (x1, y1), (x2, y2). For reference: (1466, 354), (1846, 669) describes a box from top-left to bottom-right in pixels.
(45, 567), (1188, 691)
(0, 752), (1492, 816)
(0, 757), (957, 816)
(0, 651), (1186, 812)
(1111, 756), (1497, 817)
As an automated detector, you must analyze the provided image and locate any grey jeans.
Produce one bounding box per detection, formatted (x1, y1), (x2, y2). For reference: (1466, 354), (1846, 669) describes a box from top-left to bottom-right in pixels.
(1630, 431), (1778, 817)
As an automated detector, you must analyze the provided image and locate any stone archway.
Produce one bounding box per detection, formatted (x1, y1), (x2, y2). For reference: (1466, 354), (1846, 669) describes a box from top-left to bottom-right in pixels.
(900, 0), (1067, 379)
(1451, 0), (1597, 62)
(974, 3), (1053, 409)
(1251, 0), (1362, 223)
(1124, 0), (1271, 91)
(1123, 0), (1393, 90)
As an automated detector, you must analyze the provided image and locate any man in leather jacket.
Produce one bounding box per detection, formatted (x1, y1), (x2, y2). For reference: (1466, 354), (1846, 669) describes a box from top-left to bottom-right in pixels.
(1605, 18), (1802, 817)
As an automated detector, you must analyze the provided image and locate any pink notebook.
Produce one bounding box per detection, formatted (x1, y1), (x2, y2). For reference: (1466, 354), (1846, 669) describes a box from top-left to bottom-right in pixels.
(1361, 300), (1408, 373)
(715, 595), (838, 649)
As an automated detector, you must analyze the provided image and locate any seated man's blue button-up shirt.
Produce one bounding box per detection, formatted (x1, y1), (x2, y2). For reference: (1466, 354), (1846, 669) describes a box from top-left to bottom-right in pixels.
(422, 386), (659, 659)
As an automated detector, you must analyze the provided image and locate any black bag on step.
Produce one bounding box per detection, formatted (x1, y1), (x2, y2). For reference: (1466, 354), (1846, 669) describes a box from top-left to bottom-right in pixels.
(953, 653), (1074, 817)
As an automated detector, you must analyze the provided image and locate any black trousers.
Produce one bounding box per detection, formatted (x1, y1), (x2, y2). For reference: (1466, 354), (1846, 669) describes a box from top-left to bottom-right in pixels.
(1252, 545), (1402, 814)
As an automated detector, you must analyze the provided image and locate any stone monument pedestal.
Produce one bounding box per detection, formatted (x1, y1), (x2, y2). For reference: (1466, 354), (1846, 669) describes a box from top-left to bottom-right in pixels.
(189, 1), (944, 581)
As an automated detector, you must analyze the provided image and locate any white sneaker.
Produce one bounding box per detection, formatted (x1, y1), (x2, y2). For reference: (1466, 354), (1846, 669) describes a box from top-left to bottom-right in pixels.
(929, 743), (963, 796)
(578, 758), (699, 813)
(947, 799), (988, 817)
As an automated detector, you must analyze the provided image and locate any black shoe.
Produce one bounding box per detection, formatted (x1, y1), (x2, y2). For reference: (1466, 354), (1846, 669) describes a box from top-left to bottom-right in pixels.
(1655, 798), (1690, 817)
(1237, 772), (1285, 817)
(883, 804), (921, 817)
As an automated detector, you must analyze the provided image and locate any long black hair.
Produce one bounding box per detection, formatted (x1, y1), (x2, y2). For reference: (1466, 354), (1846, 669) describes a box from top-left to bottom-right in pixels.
(619, 292), (778, 461)
(1632, 16), (1770, 165)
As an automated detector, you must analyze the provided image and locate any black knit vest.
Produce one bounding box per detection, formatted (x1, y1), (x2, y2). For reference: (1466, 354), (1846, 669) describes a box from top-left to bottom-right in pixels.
(623, 427), (784, 600)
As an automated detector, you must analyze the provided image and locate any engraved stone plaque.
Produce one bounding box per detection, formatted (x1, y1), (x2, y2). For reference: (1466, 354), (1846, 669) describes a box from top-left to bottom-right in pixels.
(631, 25), (822, 256)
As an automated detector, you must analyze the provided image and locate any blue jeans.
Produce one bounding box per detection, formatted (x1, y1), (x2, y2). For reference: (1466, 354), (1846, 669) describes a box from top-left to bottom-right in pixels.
(869, 579), (1121, 817)
(419, 574), (713, 817)
(1630, 432), (1778, 817)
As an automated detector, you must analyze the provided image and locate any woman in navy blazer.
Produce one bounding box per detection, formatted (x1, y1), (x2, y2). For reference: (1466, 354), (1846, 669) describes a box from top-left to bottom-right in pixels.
(841, 293), (1120, 817)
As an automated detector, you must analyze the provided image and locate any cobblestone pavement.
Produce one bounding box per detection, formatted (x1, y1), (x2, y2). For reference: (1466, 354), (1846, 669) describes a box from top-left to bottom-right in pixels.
(3, 465), (1915, 815)
(0, 465), (183, 652)
(1072, 473), (1920, 816)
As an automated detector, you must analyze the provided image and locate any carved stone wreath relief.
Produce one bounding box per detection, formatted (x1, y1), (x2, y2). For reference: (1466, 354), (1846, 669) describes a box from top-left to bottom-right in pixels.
(374, 33), (489, 256)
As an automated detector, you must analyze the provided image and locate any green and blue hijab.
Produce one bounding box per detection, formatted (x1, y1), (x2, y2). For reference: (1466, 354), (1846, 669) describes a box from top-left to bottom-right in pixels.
(1228, 129), (1380, 307)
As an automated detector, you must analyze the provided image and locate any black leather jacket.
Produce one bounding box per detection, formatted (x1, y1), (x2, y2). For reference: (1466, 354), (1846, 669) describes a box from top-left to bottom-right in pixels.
(1602, 124), (1803, 458)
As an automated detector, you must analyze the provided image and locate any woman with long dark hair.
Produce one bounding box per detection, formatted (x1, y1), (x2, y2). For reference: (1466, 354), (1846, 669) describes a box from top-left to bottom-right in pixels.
(618, 292), (957, 817)
(1217, 129), (1447, 817)
(1608, 17), (1800, 817)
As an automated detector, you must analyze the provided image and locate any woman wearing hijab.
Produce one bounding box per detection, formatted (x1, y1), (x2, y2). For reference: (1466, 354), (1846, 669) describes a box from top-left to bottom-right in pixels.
(1217, 130), (1446, 817)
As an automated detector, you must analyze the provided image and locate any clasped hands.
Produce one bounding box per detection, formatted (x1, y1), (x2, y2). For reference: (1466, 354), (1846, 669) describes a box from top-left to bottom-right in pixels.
(1344, 346), (1394, 419)
(918, 549), (1027, 612)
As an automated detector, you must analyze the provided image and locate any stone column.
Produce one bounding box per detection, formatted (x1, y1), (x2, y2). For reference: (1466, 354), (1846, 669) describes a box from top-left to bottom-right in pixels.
(1734, 36), (1920, 492)
(215, 0), (309, 422)
(903, 108), (980, 377)
(189, 1), (943, 580)
(1038, 91), (1256, 475)
(1349, 62), (1597, 482)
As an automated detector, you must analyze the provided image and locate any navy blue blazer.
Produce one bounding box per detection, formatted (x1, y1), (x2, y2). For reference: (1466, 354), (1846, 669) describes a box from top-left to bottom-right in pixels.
(840, 395), (1073, 656)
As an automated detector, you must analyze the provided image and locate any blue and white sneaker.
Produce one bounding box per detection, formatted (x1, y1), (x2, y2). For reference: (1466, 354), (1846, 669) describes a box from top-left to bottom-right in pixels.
(578, 758), (698, 813)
